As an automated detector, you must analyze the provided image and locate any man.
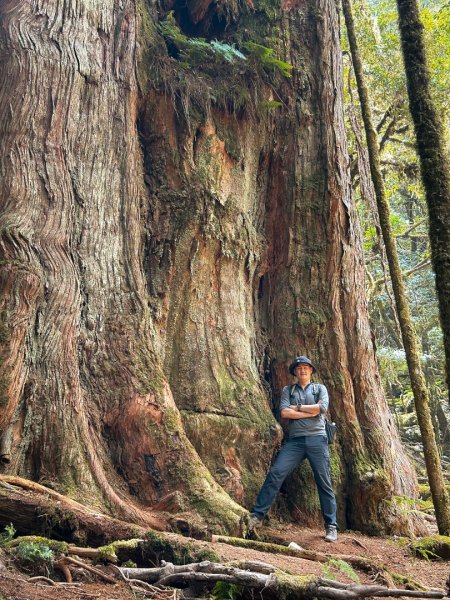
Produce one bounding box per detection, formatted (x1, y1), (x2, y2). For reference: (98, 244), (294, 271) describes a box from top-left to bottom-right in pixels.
(248, 356), (338, 542)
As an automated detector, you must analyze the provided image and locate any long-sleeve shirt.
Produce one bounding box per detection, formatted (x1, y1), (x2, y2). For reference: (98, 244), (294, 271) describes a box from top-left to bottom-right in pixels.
(279, 382), (329, 437)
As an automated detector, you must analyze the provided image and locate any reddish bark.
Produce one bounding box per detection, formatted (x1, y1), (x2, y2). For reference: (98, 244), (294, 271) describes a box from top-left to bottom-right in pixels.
(0, 0), (422, 535)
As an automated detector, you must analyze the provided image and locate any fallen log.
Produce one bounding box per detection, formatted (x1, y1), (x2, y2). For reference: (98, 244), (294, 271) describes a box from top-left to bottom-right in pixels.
(0, 475), (161, 545)
(119, 560), (446, 599)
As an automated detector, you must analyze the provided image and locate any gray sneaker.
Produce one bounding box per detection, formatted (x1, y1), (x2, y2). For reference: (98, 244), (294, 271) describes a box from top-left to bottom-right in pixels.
(247, 514), (262, 532)
(324, 525), (338, 542)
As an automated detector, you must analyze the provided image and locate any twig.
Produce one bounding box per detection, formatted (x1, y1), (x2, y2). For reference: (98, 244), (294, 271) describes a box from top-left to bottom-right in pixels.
(27, 575), (56, 585)
(64, 555), (117, 583)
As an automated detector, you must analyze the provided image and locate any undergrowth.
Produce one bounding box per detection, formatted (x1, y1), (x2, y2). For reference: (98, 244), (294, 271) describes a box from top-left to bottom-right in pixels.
(149, 12), (293, 125)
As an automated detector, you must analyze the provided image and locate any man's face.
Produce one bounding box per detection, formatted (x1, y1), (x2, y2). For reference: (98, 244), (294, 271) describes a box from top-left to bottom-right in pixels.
(294, 363), (313, 379)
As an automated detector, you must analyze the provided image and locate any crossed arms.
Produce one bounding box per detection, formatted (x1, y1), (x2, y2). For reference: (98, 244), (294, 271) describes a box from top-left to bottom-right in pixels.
(279, 384), (329, 420)
(280, 404), (321, 419)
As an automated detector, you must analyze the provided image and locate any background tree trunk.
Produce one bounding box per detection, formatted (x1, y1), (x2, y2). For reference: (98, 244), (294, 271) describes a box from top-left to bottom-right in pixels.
(341, 0), (450, 535)
(394, 0), (450, 406)
(0, 0), (424, 535)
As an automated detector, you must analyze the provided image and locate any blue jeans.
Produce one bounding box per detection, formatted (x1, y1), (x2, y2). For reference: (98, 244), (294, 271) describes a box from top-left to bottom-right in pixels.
(252, 435), (337, 527)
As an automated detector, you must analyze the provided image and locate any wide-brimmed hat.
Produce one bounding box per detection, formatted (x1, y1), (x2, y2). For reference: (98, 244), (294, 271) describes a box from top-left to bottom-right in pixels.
(289, 355), (317, 375)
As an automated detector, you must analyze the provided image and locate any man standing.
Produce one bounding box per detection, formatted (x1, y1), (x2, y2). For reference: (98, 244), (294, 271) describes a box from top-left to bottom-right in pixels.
(248, 356), (338, 542)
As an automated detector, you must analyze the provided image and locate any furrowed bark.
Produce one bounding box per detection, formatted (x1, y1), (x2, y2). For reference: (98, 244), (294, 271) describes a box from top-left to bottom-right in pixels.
(0, 0), (244, 533)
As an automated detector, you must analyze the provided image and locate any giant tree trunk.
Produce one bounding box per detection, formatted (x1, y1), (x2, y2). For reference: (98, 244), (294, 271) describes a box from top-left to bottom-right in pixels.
(0, 0), (423, 535)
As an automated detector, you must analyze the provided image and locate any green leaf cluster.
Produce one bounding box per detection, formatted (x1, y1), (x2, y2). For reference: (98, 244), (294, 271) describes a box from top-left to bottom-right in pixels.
(242, 41), (293, 78)
(158, 13), (292, 79)
(16, 541), (54, 564)
(159, 13), (247, 66)
(0, 523), (15, 546)
(212, 581), (243, 600)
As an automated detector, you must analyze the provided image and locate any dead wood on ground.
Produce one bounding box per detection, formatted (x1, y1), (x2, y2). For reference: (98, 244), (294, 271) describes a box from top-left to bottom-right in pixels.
(119, 559), (445, 599)
(0, 475), (160, 545)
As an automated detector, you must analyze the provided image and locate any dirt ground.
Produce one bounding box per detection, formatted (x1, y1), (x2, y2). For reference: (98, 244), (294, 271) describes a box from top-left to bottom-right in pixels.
(0, 523), (448, 599)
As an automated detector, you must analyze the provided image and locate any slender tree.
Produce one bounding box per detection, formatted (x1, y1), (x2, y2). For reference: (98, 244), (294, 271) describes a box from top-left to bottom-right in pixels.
(394, 0), (450, 403)
(342, 0), (450, 534)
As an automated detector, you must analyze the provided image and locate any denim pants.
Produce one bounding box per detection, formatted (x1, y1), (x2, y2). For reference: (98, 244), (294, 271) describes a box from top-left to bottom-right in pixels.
(252, 435), (337, 527)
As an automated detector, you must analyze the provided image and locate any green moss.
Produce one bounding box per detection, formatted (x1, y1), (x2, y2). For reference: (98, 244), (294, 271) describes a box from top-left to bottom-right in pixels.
(213, 119), (242, 162)
(326, 559), (360, 583)
(275, 572), (317, 599)
(5, 536), (68, 555)
(132, 347), (165, 397)
(137, 0), (165, 91)
(122, 559), (137, 568)
(163, 407), (182, 434)
(143, 530), (220, 564)
(97, 539), (141, 562)
(409, 535), (450, 560)
(391, 572), (427, 591)
(213, 536), (318, 559)
(295, 307), (330, 330)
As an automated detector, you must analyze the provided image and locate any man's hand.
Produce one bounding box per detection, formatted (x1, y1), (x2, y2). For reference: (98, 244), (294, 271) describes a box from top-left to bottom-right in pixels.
(298, 403), (321, 416)
(282, 404), (321, 419)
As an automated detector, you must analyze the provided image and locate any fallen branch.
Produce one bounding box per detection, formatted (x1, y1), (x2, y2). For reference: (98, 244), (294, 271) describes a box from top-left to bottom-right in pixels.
(211, 534), (425, 587)
(64, 556), (117, 584)
(27, 575), (57, 586)
(212, 533), (329, 561)
(0, 475), (165, 531)
(54, 557), (73, 583)
(119, 560), (446, 599)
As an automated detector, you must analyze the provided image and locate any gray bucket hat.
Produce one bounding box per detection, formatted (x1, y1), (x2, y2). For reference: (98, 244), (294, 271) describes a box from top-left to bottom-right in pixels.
(289, 355), (317, 375)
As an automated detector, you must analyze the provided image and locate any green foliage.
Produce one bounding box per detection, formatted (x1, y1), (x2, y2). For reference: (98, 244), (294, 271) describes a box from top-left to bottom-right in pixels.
(326, 559), (360, 583)
(122, 559), (138, 568)
(385, 495), (434, 516)
(212, 581), (243, 600)
(260, 100), (283, 109)
(0, 523), (16, 546)
(409, 535), (450, 560)
(411, 545), (439, 561)
(159, 13), (247, 66)
(158, 12), (292, 80)
(211, 40), (247, 62)
(242, 42), (293, 77)
(321, 563), (336, 579)
(16, 541), (54, 565)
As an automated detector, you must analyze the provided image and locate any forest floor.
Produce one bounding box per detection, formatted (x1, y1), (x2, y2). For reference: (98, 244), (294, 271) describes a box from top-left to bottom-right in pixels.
(0, 522), (448, 599)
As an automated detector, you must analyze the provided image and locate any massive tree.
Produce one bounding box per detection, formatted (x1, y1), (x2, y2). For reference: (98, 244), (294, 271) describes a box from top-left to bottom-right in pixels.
(0, 0), (424, 535)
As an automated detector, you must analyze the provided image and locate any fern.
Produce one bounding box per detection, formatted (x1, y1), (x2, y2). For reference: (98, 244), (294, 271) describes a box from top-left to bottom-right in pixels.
(158, 13), (292, 79)
(159, 14), (246, 66)
(242, 42), (293, 78)
(211, 41), (246, 62)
